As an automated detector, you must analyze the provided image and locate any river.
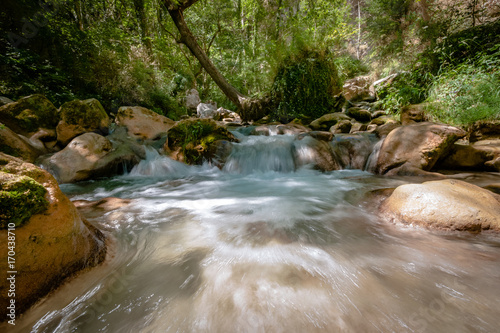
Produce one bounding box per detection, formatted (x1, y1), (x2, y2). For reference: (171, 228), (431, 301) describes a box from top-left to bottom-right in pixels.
(6, 134), (500, 332)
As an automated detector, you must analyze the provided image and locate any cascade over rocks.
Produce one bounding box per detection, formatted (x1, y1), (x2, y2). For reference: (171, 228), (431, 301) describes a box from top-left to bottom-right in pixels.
(57, 98), (111, 146)
(293, 136), (340, 171)
(375, 122), (467, 175)
(0, 153), (106, 317)
(380, 179), (500, 232)
(331, 134), (378, 170)
(42, 133), (141, 183)
(115, 106), (175, 140)
(0, 94), (59, 136)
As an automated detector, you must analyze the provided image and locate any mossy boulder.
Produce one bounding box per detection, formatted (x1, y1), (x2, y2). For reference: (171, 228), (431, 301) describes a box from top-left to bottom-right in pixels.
(165, 119), (237, 164)
(0, 94), (59, 136)
(0, 172), (49, 228)
(0, 153), (106, 318)
(57, 98), (111, 146)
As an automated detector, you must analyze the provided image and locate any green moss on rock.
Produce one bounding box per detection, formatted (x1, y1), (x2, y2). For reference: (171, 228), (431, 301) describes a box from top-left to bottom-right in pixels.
(0, 172), (49, 228)
(167, 119), (237, 164)
(59, 98), (109, 127)
(0, 94), (59, 134)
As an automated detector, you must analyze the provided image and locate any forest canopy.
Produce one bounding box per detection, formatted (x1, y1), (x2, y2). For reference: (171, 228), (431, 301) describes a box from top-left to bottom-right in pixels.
(0, 0), (499, 122)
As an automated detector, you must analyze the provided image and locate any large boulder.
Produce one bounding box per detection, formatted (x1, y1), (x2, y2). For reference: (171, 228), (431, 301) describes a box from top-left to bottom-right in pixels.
(57, 99), (110, 146)
(331, 134), (378, 170)
(375, 122), (467, 175)
(342, 75), (374, 102)
(42, 133), (141, 183)
(197, 102), (218, 119)
(115, 106), (175, 140)
(0, 94), (59, 136)
(400, 104), (427, 125)
(185, 88), (201, 111)
(165, 119), (238, 164)
(0, 153), (106, 318)
(469, 120), (500, 142)
(380, 179), (500, 232)
(436, 140), (500, 171)
(309, 113), (351, 131)
(345, 107), (372, 122)
(293, 136), (340, 171)
(0, 123), (40, 162)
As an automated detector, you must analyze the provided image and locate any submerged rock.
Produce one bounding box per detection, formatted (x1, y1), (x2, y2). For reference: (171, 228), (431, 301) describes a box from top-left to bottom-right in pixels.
(115, 106), (175, 140)
(0, 153), (106, 317)
(57, 98), (110, 146)
(375, 122), (466, 175)
(0, 94), (59, 136)
(380, 179), (500, 232)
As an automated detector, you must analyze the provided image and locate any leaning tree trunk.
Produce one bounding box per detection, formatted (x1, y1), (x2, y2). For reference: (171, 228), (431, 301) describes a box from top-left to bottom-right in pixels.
(164, 0), (269, 121)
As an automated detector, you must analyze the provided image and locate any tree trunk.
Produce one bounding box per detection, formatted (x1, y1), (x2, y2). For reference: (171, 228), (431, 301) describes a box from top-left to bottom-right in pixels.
(133, 0), (153, 54)
(164, 0), (269, 120)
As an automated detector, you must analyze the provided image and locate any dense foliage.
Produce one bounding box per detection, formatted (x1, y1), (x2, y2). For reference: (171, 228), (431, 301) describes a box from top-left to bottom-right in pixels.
(0, 0), (499, 125)
(270, 48), (342, 121)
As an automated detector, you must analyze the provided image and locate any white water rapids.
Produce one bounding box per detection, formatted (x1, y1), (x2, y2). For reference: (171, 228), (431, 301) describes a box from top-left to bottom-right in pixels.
(5, 134), (500, 333)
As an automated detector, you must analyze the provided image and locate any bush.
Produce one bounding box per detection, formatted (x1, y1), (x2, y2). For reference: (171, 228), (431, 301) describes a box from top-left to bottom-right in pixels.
(166, 119), (236, 164)
(425, 49), (500, 125)
(375, 71), (432, 113)
(270, 48), (342, 121)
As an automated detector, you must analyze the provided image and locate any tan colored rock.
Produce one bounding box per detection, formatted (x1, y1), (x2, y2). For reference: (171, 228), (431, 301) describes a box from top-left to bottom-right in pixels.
(330, 119), (352, 134)
(57, 98), (110, 146)
(309, 113), (351, 131)
(342, 75), (374, 101)
(375, 122), (466, 175)
(115, 106), (175, 140)
(380, 179), (500, 232)
(469, 120), (500, 142)
(293, 136), (340, 171)
(400, 104), (428, 125)
(0, 94), (59, 136)
(0, 123), (40, 162)
(43, 132), (141, 183)
(437, 140), (500, 171)
(0, 153), (106, 317)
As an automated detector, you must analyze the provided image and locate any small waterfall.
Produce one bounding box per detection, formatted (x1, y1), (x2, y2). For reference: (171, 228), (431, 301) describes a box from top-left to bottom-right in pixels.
(129, 147), (193, 178)
(223, 135), (297, 174)
(364, 138), (385, 173)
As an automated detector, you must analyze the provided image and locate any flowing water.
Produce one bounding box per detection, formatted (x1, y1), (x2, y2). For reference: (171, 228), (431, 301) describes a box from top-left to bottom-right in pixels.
(6, 134), (500, 333)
